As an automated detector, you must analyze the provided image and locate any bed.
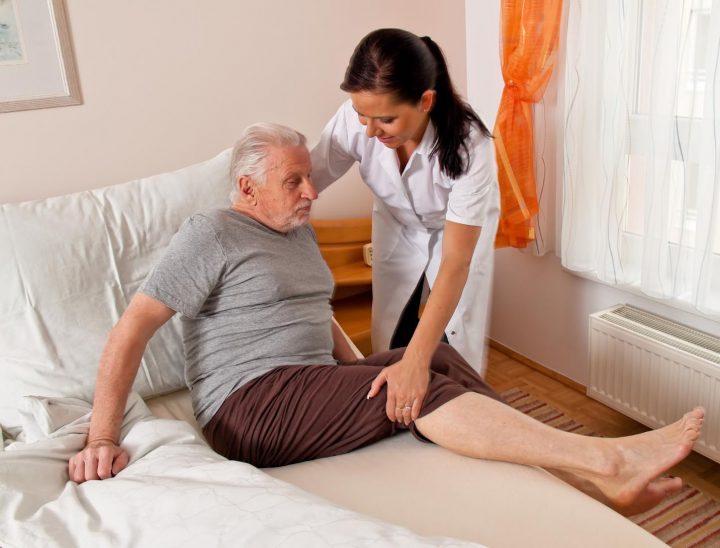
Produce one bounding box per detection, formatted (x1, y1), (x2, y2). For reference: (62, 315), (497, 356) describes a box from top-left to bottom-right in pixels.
(0, 149), (666, 547)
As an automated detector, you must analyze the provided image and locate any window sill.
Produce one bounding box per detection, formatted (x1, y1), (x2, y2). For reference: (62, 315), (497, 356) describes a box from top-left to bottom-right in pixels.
(560, 266), (720, 325)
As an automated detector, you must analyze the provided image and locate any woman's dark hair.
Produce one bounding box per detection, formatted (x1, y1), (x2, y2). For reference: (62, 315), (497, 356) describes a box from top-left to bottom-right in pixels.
(341, 28), (492, 179)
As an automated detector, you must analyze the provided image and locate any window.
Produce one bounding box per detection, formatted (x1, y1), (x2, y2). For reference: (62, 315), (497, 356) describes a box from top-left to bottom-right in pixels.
(562, 0), (720, 315)
(628, 0), (713, 252)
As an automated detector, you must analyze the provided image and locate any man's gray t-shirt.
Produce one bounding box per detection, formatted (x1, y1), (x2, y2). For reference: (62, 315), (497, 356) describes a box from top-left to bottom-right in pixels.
(140, 209), (336, 427)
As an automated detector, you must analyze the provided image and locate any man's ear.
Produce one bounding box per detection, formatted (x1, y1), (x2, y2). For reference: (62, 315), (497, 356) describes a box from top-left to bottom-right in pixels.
(237, 176), (257, 205)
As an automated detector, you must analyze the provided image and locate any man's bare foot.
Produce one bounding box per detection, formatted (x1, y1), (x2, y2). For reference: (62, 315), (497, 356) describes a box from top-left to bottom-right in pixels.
(568, 407), (704, 512)
(611, 476), (684, 516)
(548, 471), (684, 516)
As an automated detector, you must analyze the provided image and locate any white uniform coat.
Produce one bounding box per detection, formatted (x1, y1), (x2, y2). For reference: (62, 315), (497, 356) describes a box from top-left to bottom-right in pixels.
(311, 100), (500, 374)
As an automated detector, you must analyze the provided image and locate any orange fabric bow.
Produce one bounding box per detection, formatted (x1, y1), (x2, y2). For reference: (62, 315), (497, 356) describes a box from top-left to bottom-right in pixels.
(494, 0), (563, 248)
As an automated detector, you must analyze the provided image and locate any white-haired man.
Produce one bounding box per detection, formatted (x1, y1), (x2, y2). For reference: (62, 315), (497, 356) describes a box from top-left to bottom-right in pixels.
(69, 123), (705, 517)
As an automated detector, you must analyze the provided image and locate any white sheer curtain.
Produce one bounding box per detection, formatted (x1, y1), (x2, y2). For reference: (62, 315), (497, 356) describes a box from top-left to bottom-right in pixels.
(562, 0), (720, 316)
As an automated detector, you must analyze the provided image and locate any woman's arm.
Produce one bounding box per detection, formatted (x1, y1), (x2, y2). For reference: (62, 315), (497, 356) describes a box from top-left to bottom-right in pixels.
(405, 220), (480, 362)
(366, 220), (481, 423)
(310, 101), (359, 192)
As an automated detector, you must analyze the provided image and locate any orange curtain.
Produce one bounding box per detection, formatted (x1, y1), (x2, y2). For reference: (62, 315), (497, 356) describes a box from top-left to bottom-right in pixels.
(494, 0), (563, 248)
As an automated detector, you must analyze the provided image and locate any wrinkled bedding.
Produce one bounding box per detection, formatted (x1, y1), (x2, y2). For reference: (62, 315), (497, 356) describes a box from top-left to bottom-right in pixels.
(0, 393), (477, 548)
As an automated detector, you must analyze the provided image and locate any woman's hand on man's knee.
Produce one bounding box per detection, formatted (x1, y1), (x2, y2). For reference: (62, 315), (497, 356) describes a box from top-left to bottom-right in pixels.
(367, 358), (429, 425)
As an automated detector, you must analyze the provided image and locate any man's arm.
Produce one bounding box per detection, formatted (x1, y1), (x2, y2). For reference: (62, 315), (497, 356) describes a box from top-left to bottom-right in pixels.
(331, 317), (360, 363)
(67, 293), (175, 484)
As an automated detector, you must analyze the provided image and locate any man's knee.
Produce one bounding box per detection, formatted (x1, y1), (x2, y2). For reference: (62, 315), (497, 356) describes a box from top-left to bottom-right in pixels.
(430, 342), (465, 368)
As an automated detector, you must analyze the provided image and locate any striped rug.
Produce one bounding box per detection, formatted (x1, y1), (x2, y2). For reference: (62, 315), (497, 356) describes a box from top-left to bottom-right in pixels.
(503, 387), (720, 547)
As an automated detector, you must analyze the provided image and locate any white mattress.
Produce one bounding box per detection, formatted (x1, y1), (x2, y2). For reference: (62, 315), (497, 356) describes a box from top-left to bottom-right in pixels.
(146, 389), (666, 548)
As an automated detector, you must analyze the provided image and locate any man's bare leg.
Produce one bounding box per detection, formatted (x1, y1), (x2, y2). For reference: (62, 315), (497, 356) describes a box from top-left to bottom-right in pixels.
(414, 393), (704, 513)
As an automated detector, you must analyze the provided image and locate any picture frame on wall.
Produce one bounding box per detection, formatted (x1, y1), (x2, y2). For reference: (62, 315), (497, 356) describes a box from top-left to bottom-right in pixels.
(0, 0), (81, 113)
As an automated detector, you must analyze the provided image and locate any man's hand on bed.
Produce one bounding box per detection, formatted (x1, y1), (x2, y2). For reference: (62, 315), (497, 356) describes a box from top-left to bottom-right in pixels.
(68, 440), (129, 483)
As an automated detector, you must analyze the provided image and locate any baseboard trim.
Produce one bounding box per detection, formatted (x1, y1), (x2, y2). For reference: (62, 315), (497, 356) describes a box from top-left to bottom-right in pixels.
(488, 339), (586, 394)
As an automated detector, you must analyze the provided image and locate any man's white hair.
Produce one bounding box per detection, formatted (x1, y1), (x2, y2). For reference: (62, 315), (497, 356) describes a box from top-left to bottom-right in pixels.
(229, 122), (307, 203)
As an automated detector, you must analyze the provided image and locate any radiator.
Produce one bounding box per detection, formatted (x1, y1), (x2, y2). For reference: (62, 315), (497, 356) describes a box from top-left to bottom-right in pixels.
(588, 304), (720, 463)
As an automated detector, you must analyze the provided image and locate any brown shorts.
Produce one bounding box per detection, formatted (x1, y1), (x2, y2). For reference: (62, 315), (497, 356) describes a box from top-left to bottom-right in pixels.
(202, 343), (503, 468)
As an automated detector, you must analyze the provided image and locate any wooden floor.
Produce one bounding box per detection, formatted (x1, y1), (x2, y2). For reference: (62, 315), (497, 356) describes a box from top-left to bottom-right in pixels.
(486, 345), (720, 501)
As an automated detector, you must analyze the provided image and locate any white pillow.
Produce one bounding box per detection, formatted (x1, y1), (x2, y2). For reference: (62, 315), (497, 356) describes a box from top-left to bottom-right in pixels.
(0, 149), (232, 437)
(12, 392), (151, 445)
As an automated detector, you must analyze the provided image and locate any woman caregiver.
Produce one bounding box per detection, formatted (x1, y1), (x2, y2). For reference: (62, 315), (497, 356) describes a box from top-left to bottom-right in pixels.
(311, 28), (500, 424)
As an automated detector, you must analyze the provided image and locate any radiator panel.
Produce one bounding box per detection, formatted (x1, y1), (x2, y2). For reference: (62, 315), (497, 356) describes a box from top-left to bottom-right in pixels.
(589, 306), (720, 463)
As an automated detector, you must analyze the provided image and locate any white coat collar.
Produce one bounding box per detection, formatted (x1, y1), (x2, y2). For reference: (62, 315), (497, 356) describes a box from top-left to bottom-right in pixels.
(375, 119), (437, 208)
(414, 120), (437, 157)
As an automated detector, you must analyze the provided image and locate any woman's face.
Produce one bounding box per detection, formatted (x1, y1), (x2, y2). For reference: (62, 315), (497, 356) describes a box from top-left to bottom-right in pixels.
(349, 90), (435, 151)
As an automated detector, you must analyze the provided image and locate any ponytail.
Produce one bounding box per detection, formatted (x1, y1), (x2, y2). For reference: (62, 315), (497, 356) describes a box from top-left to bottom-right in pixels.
(341, 29), (491, 179)
(420, 36), (492, 179)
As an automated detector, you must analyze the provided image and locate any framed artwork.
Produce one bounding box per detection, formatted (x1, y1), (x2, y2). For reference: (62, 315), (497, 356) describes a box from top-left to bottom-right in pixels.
(0, 0), (81, 113)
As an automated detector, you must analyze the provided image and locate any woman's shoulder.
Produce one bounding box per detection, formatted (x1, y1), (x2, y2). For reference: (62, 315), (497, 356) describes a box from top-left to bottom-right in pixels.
(430, 126), (496, 191)
(463, 124), (494, 169)
(466, 122), (493, 151)
(431, 124), (494, 183)
(324, 99), (376, 155)
(335, 99), (364, 134)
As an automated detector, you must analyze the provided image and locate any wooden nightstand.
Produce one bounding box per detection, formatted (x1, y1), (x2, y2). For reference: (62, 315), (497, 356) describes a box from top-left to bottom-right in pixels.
(311, 218), (372, 356)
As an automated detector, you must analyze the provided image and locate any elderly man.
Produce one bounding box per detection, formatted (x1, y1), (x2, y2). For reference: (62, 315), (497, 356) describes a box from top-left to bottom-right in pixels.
(69, 123), (704, 517)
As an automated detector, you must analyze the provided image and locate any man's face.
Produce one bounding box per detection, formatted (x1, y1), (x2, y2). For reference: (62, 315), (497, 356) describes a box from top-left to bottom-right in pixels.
(253, 145), (317, 233)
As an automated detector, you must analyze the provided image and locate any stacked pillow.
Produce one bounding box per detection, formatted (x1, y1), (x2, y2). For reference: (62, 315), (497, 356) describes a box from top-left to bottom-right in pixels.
(0, 150), (231, 438)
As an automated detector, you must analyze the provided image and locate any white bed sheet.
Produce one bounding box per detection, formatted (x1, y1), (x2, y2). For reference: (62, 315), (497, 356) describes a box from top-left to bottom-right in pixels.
(0, 392), (476, 548)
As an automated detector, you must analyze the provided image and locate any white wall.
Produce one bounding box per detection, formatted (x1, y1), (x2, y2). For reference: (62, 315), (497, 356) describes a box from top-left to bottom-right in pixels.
(14, 0), (713, 386)
(465, 0), (720, 385)
(0, 0), (468, 220)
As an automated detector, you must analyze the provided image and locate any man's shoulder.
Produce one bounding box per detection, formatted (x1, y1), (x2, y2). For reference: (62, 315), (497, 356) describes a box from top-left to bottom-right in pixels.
(169, 209), (233, 249)
(189, 208), (231, 226)
(181, 208), (250, 234)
